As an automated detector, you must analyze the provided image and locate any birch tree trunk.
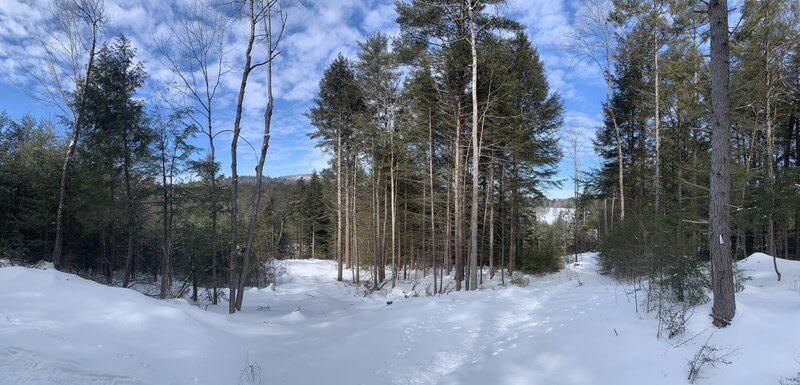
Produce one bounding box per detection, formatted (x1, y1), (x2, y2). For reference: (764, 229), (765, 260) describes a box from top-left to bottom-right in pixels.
(454, 107), (464, 291)
(653, 14), (661, 220)
(467, 2), (480, 291)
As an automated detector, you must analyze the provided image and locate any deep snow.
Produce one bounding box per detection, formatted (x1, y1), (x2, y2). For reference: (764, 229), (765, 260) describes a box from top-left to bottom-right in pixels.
(0, 253), (797, 385)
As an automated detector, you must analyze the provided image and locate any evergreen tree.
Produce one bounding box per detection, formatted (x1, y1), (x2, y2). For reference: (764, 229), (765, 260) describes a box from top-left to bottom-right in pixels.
(80, 34), (154, 287)
(308, 55), (366, 281)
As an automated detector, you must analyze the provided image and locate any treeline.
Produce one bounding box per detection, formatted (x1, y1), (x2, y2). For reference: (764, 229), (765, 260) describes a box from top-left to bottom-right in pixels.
(580, 0), (800, 309)
(1, 0), (572, 307)
(0, 103), (333, 298)
(0, 0), (297, 314)
(307, 1), (567, 292)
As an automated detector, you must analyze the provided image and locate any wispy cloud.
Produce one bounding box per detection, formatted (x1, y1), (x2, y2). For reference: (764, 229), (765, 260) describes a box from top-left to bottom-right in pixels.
(0, 0), (604, 194)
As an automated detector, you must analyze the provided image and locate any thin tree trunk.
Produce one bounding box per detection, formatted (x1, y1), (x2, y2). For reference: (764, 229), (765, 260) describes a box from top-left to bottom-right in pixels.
(209, 99), (219, 305)
(228, 0), (258, 314)
(122, 136), (135, 289)
(160, 143), (171, 299)
(764, 31), (781, 281)
(383, 185), (389, 283)
(488, 158), (495, 280)
(337, 132), (343, 282)
(53, 20), (99, 270)
(373, 165), (380, 285)
(311, 223), (316, 259)
(354, 158), (359, 283)
(795, 209), (799, 260)
(445, 174), (452, 277)
(499, 165), (506, 286)
(509, 156), (519, 276)
(653, 14), (661, 220)
(611, 190), (616, 229)
(345, 153), (351, 271)
(429, 109), (437, 294)
(390, 148), (397, 288)
(467, 2), (480, 291)
(235, 3), (282, 310)
(606, 95), (624, 223)
(454, 106), (464, 291)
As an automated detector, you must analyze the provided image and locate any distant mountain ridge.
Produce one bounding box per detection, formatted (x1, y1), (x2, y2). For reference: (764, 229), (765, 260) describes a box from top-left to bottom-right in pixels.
(222, 174), (313, 184)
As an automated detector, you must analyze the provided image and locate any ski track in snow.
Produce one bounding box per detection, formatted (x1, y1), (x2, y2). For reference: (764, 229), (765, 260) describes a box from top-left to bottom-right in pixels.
(0, 346), (145, 385)
(394, 274), (577, 385)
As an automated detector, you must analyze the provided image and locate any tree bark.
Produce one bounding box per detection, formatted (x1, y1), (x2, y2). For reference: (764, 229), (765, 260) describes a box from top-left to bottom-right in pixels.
(337, 131), (343, 282)
(228, 0), (258, 314)
(429, 111), (437, 292)
(763, 28), (781, 281)
(467, 2), (480, 291)
(159, 139), (171, 299)
(509, 156), (519, 276)
(488, 157), (495, 280)
(708, 0), (736, 327)
(454, 103), (464, 290)
(795, 208), (799, 260)
(353, 156), (360, 283)
(345, 152), (351, 271)
(234, 3), (283, 310)
(653, 13), (661, 220)
(390, 147), (397, 288)
(122, 136), (135, 289)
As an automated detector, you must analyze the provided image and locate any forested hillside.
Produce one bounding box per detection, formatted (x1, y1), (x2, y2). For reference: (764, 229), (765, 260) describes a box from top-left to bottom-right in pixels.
(0, 0), (798, 328)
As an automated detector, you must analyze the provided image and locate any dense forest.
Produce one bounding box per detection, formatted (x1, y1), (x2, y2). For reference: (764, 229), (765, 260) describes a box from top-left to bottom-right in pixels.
(1, 0), (799, 328)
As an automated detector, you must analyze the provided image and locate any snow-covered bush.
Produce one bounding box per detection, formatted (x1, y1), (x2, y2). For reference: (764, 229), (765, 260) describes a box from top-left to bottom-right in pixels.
(509, 273), (529, 287)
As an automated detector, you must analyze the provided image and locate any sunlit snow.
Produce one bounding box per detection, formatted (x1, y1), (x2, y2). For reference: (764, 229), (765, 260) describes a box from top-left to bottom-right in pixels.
(0, 253), (798, 384)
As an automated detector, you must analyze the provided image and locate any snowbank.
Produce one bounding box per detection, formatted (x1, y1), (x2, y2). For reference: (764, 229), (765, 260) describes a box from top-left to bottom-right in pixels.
(0, 253), (797, 384)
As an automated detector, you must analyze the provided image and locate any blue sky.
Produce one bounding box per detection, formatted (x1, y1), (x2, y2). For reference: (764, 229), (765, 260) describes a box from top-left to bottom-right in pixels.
(0, 0), (605, 199)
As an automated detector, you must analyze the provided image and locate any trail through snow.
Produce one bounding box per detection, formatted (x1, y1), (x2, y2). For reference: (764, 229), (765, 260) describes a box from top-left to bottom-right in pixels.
(1, 253), (798, 385)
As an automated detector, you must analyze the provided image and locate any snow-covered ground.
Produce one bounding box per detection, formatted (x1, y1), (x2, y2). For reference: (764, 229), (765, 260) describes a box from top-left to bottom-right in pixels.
(0, 253), (798, 385)
(536, 207), (574, 225)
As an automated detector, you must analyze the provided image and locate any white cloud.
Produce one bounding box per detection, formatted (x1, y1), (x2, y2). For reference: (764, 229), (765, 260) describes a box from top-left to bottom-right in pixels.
(0, 0), (607, 182)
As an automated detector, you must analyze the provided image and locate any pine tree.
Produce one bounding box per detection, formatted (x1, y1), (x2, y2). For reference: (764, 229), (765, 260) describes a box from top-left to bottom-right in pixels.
(81, 35), (154, 288)
(308, 55), (365, 282)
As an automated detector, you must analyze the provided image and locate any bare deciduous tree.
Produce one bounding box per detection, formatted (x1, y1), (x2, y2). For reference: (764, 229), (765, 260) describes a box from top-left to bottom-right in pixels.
(570, 0), (625, 222)
(38, 0), (107, 270)
(229, 0), (286, 314)
(565, 129), (583, 263)
(155, 0), (231, 303)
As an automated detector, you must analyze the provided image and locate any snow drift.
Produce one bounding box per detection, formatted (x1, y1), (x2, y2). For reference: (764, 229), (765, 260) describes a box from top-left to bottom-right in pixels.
(0, 253), (797, 384)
